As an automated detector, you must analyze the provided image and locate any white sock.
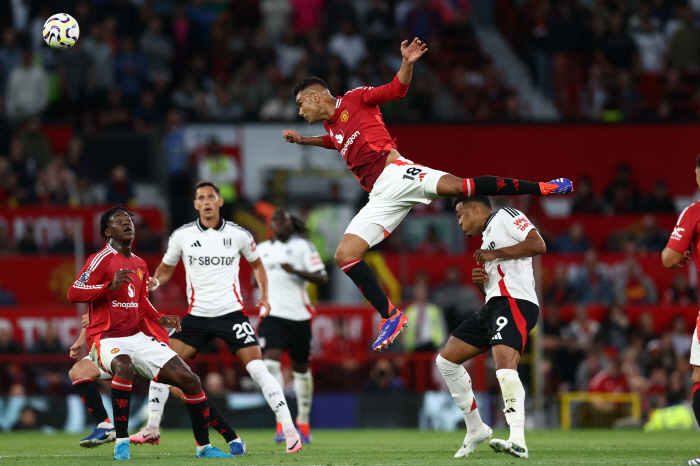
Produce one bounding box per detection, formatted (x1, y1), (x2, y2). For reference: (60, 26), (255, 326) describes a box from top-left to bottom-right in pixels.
(196, 444), (211, 451)
(147, 381), (170, 428)
(264, 359), (284, 388)
(293, 370), (313, 424)
(246, 359), (294, 431)
(436, 355), (483, 432)
(116, 437), (128, 444)
(496, 368), (526, 446)
(98, 421), (114, 429)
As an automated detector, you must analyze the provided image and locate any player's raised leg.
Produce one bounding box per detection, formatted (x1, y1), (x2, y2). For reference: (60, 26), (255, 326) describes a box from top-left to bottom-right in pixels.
(155, 356), (233, 458)
(437, 337), (492, 458)
(436, 173), (573, 198)
(489, 345), (529, 459)
(69, 359), (116, 448)
(335, 232), (408, 352)
(240, 347), (301, 452)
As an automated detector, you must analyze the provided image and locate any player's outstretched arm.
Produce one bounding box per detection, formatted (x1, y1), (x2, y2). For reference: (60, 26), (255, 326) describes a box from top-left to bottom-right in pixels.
(661, 248), (691, 269)
(249, 257), (272, 318)
(397, 37), (428, 85)
(473, 230), (547, 266)
(282, 130), (331, 148)
(149, 262), (176, 291)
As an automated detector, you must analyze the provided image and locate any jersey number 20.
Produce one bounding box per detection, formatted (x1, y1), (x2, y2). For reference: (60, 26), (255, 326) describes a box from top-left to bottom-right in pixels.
(233, 322), (255, 340)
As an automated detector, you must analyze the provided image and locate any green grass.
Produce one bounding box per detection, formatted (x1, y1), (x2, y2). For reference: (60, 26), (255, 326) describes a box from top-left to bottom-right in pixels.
(0, 429), (698, 465)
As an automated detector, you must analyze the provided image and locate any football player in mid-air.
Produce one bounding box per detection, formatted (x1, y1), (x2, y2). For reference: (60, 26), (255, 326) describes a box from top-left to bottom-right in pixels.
(283, 37), (572, 352)
(436, 195), (545, 459)
(67, 205), (233, 459)
(257, 208), (328, 443)
(661, 155), (697, 466)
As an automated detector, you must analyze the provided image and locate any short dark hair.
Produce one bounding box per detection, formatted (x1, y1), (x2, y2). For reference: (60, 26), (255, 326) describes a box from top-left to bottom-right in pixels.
(452, 195), (492, 210)
(292, 77), (329, 97)
(194, 181), (220, 197)
(100, 205), (133, 242)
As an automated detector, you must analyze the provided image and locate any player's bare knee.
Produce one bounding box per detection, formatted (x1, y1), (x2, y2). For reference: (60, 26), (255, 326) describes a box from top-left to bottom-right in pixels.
(181, 373), (202, 394)
(111, 355), (134, 379)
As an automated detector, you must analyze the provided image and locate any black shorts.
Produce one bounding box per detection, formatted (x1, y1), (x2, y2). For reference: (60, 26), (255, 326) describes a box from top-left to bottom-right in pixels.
(171, 312), (259, 354)
(257, 316), (312, 363)
(452, 297), (539, 354)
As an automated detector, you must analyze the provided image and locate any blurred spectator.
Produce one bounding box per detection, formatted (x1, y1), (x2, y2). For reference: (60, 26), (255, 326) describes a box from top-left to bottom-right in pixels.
(139, 16), (174, 82)
(545, 264), (577, 305)
(644, 180), (676, 213)
(570, 249), (614, 304)
(163, 109), (192, 228)
(197, 138), (239, 215)
(597, 304), (630, 351)
(12, 407), (39, 431)
(133, 90), (165, 134)
(200, 83), (243, 121)
(259, 85), (299, 121)
(291, 0), (326, 35)
(203, 372), (226, 397)
(59, 39), (93, 115)
(554, 329), (586, 390)
(0, 277), (16, 306)
(172, 73), (201, 117)
(601, 13), (637, 70)
(542, 305), (565, 353)
(32, 323), (71, 394)
(588, 358), (629, 393)
(636, 214), (669, 252)
(51, 223), (77, 254)
(115, 36), (148, 104)
(98, 88), (131, 129)
(32, 323), (64, 354)
(669, 315), (691, 359)
(664, 273), (697, 305)
(17, 225), (38, 253)
(0, 28), (21, 94)
(668, 5), (700, 69)
(403, 281), (447, 352)
(613, 256), (658, 305)
(405, 0), (442, 40)
(414, 225), (448, 255)
(635, 312), (658, 346)
(555, 222), (591, 253)
(328, 20), (368, 73)
(66, 137), (93, 180)
(42, 154), (78, 205)
(0, 225), (15, 254)
(82, 22), (115, 96)
(605, 164), (640, 213)
(364, 359), (403, 392)
(20, 117), (52, 172)
(571, 176), (604, 213)
(106, 165), (136, 205)
(136, 221), (161, 253)
(432, 266), (483, 332)
(260, 0), (293, 39)
(567, 304), (600, 349)
(632, 17), (666, 75)
(0, 327), (20, 353)
(5, 47), (48, 122)
(275, 29), (306, 79)
(9, 137), (37, 203)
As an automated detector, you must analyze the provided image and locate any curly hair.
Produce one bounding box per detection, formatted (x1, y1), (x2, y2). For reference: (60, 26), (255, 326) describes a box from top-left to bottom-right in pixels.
(273, 208), (309, 237)
(100, 205), (133, 242)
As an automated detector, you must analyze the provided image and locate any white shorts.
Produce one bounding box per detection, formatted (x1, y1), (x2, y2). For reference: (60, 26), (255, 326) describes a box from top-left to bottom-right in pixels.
(691, 327), (700, 367)
(82, 355), (113, 380)
(345, 157), (447, 247)
(89, 332), (177, 380)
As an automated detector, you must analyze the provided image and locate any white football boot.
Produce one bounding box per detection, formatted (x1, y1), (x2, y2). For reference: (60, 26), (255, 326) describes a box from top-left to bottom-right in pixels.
(454, 424), (493, 458)
(489, 438), (529, 458)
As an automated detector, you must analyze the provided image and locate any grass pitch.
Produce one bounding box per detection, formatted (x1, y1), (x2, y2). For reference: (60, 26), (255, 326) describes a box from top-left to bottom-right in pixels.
(0, 428), (698, 465)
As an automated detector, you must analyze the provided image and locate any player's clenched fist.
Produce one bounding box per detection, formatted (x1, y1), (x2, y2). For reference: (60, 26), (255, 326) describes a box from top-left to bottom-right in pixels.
(257, 296), (271, 318)
(283, 129), (303, 144)
(108, 269), (135, 291)
(158, 315), (181, 332)
(472, 268), (489, 284)
(473, 249), (499, 266)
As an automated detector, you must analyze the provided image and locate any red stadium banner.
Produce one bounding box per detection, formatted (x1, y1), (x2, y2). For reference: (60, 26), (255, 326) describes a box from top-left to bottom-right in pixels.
(0, 206), (165, 250)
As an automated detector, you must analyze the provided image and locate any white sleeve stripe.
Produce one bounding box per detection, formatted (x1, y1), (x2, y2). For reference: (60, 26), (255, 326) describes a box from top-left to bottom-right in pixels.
(677, 205), (691, 225)
(87, 249), (110, 270)
(72, 282), (104, 289)
(88, 248), (115, 272)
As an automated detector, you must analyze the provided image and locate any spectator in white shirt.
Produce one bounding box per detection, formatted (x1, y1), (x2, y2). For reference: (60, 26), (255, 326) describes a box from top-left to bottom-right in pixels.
(633, 17), (667, 74)
(328, 20), (368, 72)
(6, 48), (47, 122)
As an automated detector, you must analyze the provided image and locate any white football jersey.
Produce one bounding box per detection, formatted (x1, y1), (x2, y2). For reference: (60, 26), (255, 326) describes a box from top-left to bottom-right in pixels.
(257, 234), (325, 321)
(480, 208), (539, 306)
(162, 219), (259, 317)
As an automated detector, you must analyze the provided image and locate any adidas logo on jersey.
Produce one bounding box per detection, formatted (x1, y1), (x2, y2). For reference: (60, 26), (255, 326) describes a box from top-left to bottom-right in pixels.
(191, 241), (202, 247)
(493, 332), (502, 340)
(243, 335), (256, 344)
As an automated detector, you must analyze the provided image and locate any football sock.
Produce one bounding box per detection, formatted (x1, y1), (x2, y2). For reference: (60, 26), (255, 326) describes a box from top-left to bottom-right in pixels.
(183, 391), (211, 446)
(246, 359), (295, 431)
(496, 369), (526, 446)
(692, 383), (700, 427)
(340, 259), (394, 319)
(111, 377), (132, 439)
(265, 359), (284, 389)
(73, 378), (111, 426)
(208, 398), (238, 443)
(465, 177), (542, 196)
(436, 355), (483, 432)
(147, 381), (169, 428)
(293, 370), (313, 425)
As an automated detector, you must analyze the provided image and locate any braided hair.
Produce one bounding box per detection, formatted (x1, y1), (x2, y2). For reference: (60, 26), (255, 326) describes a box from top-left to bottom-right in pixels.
(99, 205), (133, 242)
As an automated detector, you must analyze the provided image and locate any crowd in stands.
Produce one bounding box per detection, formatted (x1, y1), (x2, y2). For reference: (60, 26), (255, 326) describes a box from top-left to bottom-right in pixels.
(506, 0), (700, 121)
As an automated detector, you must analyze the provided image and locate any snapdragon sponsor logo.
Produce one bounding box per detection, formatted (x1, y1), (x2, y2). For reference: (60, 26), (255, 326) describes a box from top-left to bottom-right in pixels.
(341, 131), (360, 156)
(112, 301), (138, 308)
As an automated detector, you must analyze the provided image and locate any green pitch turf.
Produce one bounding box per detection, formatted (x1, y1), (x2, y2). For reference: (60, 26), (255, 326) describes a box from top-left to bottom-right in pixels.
(1, 429), (698, 465)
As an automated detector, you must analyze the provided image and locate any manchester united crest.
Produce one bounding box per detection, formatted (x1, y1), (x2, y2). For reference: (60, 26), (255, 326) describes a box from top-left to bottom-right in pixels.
(341, 110), (349, 122)
(136, 269), (143, 280)
(111, 348), (120, 354)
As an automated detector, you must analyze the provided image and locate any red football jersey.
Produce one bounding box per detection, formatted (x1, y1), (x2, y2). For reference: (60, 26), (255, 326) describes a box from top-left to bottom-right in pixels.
(322, 75), (409, 191)
(666, 202), (700, 270)
(67, 244), (164, 349)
